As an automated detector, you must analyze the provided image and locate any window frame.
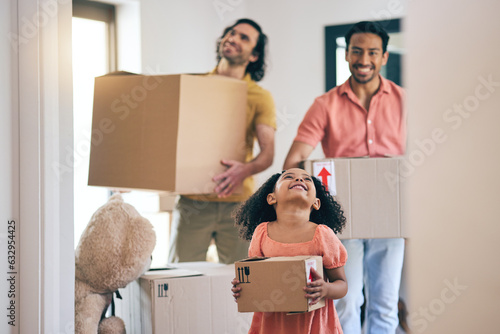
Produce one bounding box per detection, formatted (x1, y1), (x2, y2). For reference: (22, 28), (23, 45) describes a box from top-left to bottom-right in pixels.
(73, 0), (117, 72)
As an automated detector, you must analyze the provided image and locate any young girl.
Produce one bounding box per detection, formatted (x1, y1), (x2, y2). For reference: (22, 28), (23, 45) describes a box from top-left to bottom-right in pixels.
(231, 168), (348, 334)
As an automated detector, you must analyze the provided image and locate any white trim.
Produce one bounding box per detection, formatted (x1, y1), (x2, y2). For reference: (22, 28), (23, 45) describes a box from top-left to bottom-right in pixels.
(18, 0), (74, 332)
(18, 0), (41, 331)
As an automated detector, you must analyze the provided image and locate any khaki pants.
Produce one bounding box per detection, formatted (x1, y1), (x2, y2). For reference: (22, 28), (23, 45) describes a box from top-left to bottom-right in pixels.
(168, 196), (249, 264)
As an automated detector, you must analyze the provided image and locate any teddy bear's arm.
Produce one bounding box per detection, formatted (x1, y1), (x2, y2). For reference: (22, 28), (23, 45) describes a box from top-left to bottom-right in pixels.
(75, 281), (110, 334)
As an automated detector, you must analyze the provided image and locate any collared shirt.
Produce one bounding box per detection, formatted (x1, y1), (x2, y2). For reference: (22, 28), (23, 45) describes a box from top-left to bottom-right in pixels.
(295, 76), (406, 158)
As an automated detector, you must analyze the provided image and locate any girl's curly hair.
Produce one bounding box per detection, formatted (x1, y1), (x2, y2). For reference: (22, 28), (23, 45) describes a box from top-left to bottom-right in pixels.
(233, 172), (346, 241)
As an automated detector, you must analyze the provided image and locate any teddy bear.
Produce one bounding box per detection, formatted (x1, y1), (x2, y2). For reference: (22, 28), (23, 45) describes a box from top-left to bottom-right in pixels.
(75, 194), (156, 334)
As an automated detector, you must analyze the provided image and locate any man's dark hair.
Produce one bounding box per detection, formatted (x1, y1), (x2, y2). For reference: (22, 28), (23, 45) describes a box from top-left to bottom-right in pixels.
(345, 21), (390, 53)
(216, 18), (268, 82)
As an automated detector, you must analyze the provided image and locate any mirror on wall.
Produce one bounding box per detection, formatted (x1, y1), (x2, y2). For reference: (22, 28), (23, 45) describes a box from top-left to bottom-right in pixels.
(325, 19), (403, 91)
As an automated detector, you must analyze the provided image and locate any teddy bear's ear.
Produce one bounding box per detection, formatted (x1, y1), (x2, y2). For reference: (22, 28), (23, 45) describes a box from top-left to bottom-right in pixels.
(75, 196), (156, 292)
(121, 214), (156, 269)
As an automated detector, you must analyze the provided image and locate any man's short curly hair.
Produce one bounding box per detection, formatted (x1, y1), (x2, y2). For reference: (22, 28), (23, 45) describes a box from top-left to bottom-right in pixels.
(216, 18), (268, 82)
(233, 171), (346, 241)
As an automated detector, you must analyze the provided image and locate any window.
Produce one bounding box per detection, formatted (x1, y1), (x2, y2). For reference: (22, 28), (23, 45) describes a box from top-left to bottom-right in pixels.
(71, 2), (169, 270)
(72, 0), (116, 245)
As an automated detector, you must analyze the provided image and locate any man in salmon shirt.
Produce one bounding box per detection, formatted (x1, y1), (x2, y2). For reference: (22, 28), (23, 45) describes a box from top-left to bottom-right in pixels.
(283, 21), (405, 334)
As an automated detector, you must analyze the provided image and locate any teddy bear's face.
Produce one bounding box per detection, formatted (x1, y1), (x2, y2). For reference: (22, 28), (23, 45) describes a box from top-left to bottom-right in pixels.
(75, 194), (156, 292)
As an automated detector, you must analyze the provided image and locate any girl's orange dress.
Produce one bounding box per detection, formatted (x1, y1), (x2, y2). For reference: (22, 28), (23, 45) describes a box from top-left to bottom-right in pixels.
(247, 222), (347, 334)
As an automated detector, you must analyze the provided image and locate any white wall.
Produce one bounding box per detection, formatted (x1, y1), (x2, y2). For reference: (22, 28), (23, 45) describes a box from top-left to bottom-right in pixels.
(141, 0), (247, 75)
(405, 0), (500, 332)
(140, 0), (407, 184)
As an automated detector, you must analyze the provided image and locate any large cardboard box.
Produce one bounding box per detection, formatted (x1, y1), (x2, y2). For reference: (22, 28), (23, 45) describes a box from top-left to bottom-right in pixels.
(88, 73), (247, 194)
(140, 269), (208, 334)
(140, 263), (252, 334)
(195, 263), (253, 333)
(304, 157), (407, 239)
(235, 256), (325, 313)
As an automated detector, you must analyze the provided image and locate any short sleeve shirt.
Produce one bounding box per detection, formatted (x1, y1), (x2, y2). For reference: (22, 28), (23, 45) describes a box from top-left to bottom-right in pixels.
(294, 76), (406, 158)
(188, 71), (276, 202)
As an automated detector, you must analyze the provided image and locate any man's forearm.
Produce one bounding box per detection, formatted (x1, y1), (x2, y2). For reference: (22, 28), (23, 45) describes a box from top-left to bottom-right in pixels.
(283, 141), (314, 170)
(246, 123), (275, 177)
(244, 147), (274, 177)
(283, 154), (302, 169)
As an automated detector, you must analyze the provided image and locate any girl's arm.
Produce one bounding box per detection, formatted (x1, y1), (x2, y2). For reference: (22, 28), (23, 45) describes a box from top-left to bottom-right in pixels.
(304, 266), (348, 305)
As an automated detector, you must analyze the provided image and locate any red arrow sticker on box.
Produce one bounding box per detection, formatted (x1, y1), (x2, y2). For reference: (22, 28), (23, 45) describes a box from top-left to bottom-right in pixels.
(305, 259), (317, 305)
(312, 161), (336, 196)
(317, 168), (331, 189)
(305, 259), (317, 284)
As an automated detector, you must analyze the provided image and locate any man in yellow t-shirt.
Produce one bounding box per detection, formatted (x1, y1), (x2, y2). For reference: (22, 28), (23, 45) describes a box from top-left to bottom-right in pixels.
(168, 18), (276, 264)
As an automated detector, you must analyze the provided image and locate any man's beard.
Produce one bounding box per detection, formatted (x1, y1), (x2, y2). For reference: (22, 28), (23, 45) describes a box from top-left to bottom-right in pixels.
(352, 73), (376, 84)
(351, 65), (377, 84)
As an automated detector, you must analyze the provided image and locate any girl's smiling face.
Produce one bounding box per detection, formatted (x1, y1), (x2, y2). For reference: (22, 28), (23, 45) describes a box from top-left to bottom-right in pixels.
(267, 168), (320, 210)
